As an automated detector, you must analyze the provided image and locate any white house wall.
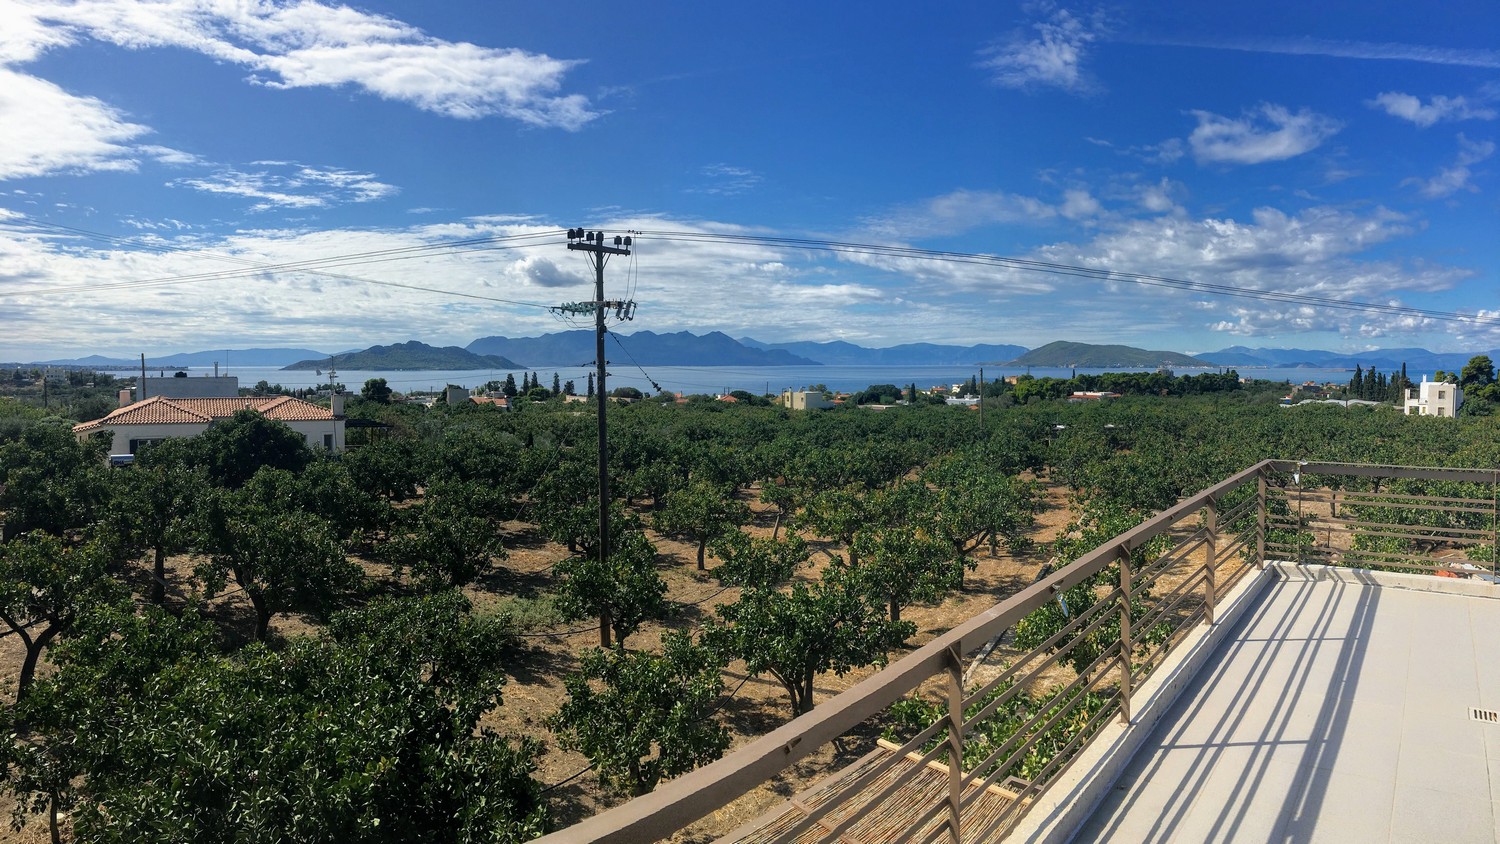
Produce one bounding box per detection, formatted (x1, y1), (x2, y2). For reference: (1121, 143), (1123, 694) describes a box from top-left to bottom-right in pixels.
(92, 419), (344, 455)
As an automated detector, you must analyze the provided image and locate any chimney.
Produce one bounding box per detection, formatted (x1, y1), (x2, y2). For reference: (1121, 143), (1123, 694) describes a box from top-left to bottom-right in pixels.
(118, 388), (133, 407)
(331, 392), (345, 416)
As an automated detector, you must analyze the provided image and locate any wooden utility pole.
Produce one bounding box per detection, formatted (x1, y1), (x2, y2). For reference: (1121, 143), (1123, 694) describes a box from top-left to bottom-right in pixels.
(565, 229), (632, 646)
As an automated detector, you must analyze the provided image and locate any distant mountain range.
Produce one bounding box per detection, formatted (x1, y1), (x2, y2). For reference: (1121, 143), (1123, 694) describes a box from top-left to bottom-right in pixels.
(737, 337), (1027, 366)
(467, 330), (819, 367)
(282, 341), (520, 371)
(1195, 346), (1500, 372)
(39, 348), (330, 368)
(20, 334), (1500, 372)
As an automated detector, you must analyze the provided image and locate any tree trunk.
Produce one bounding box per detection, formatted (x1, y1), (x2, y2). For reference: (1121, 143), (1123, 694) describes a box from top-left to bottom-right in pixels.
(889, 599), (901, 625)
(771, 511), (782, 541)
(48, 793), (60, 844)
(152, 544), (167, 604)
(696, 539), (707, 570)
(600, 610), (612, 648)
(17, 623), (63, 704)
(249, 593), (272, 641)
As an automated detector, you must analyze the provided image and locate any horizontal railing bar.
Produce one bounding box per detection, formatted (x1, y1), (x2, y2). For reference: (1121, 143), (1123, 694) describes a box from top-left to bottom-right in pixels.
(1277, 488), (1494, 508)
(1270, 521), (1492, 546)
(962, 586), (1123, 710)
(1335, 489), (1495, 506)
(1296, 517), (1495, 537)
(962, 660), (1122, 815)
(1134, 532), (1209, 587)
(1134, 567), (1210, 636)
(1298, 547), (1488, 570)
(961, 644), (1123, 793)
(971, 684), (1124, 843)
(963, 594), (1123, 728)
(1268, 461), (1500, 484)
(1218, 497), (1258, 527)
(1133, 603), (1209, 688)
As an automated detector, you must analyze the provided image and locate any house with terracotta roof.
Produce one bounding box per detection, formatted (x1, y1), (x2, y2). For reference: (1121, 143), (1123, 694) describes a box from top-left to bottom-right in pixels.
(73, 394), (346, 455)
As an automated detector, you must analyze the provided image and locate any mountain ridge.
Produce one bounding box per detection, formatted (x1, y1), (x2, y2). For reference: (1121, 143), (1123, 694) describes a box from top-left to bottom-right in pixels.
(282, 341), (520, 371)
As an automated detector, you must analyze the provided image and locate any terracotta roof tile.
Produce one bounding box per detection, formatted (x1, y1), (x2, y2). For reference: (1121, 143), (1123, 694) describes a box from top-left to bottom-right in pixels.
(73, 395), (335, 433)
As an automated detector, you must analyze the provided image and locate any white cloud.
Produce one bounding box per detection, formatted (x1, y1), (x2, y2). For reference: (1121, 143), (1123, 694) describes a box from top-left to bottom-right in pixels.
(11, 0), (597, 128)
(169, 163), (398, 211)
(1368, 92), (1497, 127)
(978, 4), (1107, 95)
(1405, 134), (1495, 198)
(860, 189), (1058, 239)
(0, 68), (151, 179)
(1059, 189), (1101, 220)
(1140, 36), (1500, 70)
(1188, 104), (1342, 165)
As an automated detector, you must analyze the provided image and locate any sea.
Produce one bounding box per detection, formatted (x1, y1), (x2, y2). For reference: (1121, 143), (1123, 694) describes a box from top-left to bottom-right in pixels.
(178, 364), (1363, 396)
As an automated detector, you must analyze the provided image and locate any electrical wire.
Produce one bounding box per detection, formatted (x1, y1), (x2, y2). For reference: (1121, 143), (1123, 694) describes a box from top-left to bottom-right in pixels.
(609, 333), (664, 393)
(629, 229), (1500, 328)
(3, 215), (563, 309)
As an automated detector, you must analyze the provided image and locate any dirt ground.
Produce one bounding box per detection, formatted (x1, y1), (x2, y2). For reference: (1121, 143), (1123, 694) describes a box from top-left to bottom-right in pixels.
(0, 478), (1080, 843)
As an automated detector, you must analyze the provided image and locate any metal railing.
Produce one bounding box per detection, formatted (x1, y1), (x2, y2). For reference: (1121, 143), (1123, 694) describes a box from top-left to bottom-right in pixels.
(534, 460), (1499, 843)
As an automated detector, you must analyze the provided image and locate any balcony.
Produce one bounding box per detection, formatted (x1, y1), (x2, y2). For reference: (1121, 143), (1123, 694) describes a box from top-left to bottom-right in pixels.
(534, 461), (1500, 843)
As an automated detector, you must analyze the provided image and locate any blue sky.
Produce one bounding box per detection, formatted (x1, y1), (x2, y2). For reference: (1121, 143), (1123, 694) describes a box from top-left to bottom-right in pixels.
(1, 0), (1497, 359)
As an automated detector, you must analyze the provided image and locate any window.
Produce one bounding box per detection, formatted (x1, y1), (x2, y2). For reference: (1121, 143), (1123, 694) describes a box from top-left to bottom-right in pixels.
(1438, 408), (1446, 417)
(1438, 390), (1446, 400)
(324, 433), (334, 452)
(128, 438), (165, 454)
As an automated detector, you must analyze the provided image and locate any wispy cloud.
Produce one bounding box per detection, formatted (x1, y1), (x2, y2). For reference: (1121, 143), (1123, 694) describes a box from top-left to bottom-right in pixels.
(1137, 35), (1500, 69)
(1188, 104), (1342, 165)
(1404, 134), (1495, 198)
(1367, 92), (1497, 127)
(860, 188), (1060, 240)
(978, 4), (1108, 95)
(10, 0), (598, 128)
(691, 164), (762, 196)
(169, 163), (398, 211)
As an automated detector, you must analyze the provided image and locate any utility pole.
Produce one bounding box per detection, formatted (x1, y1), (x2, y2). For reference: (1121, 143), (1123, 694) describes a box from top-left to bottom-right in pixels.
(979, 366), (984, 432)
(564, 228), (633, 647)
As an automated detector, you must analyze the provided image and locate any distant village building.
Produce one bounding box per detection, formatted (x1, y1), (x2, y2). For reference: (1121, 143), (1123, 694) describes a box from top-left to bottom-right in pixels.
(74, 394), (346, 455)
(1404, 378), (1463, 417)
(468, 396), (510, 410)
(780, 389), (833, 410)
(945, 394), (981, 406)
(444, 385), (468, 406)
(1068, 391), (1122, 402)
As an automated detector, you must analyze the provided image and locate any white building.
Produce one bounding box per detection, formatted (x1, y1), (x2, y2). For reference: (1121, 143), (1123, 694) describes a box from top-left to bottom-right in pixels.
(781, 389), (834, 410)
(73, 394), (346, 455)
(1403, 378), (1463, 418)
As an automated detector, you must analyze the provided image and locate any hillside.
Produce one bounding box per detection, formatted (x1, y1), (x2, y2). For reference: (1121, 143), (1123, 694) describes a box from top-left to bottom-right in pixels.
(282, 341), (521, 371)
(739, 338), (1028, 366)
(1010, 341), (1210, 368)
(467, 330), (818, 366)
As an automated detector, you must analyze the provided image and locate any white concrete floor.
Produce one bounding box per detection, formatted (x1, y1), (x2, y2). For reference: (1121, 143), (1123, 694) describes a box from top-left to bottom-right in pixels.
(1074, 575), (1500, 844)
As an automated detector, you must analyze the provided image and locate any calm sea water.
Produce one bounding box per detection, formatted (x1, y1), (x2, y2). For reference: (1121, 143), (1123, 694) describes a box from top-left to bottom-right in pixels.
(202, 364), (1360, 396)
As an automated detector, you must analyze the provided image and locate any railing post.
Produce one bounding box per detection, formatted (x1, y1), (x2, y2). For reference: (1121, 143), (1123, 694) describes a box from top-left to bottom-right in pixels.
(1118, 545), (1132, 725)
(1204, 496), (1218, 626)
(1256, 467), (1267, 570)
(945, 643), (964, 843)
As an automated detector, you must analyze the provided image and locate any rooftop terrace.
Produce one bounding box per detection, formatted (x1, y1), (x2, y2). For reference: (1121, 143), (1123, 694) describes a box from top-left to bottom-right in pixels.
(535, 461), (1500, 844)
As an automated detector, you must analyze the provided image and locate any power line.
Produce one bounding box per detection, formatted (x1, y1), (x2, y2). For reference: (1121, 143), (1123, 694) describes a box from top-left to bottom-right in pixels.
(2, 216), (563, 309)
(629, 229), (1500, 329)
